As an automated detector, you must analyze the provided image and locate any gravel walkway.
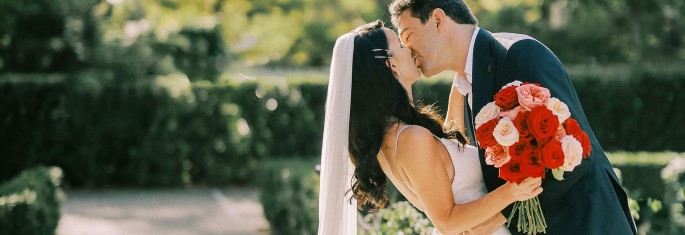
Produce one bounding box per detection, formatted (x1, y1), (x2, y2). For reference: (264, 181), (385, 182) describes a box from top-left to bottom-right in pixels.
(57, 187), (269, 235)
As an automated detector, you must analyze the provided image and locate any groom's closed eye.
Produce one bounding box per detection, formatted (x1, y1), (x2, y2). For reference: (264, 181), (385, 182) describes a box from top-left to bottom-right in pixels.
(398, 42), (414, 56)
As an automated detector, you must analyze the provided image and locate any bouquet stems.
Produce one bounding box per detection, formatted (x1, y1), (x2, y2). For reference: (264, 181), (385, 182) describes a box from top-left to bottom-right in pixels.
(506, 196), (547, 235)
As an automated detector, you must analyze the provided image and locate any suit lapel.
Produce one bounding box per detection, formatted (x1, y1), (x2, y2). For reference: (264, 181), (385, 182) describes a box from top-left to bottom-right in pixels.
(470, 29), (509, 193)
(472, 29), (497, 118)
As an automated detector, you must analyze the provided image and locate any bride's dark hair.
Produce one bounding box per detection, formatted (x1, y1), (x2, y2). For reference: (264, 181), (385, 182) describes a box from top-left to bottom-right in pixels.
(348, 20), (467, 212)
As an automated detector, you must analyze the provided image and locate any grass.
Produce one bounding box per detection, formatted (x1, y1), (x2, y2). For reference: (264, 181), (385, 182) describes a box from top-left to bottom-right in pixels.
(256, 157), (320, 178)
(608, 152), (683, 166)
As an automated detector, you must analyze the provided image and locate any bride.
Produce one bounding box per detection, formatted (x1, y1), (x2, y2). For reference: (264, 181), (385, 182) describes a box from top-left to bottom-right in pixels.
(318, 20), (542, 235)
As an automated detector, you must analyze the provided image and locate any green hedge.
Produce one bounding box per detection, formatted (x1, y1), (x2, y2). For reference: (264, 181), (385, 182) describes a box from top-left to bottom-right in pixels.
(257, 153), (685, 234)
(257, 158), (433, 234)
(0, 72), (330, 186)
(608, 152), (685, 235)
(0, 74), (195, 187)
(1, 66), (684, 186)
(360, 201), (434, 235)
(258, 158), (319, 235)
(0, 166), (63, 235)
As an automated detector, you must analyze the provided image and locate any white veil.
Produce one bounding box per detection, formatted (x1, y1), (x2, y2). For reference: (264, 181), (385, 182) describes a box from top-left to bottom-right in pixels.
(317, 32), (358, 234)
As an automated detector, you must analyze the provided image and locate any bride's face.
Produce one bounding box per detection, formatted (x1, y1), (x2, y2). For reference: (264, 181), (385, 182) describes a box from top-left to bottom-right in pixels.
(382, 28), (422, 84)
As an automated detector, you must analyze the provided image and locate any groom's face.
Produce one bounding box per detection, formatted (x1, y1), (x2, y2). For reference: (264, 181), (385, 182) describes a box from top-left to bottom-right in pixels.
(396, 10), (441, 77)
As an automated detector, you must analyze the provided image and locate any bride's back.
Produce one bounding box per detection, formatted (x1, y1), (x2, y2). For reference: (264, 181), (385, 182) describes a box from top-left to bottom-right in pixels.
(376, 123), (456, 211)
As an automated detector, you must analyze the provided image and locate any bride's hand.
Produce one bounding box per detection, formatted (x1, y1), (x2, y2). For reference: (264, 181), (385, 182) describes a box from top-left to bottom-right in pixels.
(505, 177), (543, 202)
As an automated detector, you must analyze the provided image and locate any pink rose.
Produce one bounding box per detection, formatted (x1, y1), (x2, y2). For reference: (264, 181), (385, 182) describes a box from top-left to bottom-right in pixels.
(516, 84), (551, 111)
(499, 106), (523, 120)
(555, 125), (567, 140)
(485, 145), (511, 168)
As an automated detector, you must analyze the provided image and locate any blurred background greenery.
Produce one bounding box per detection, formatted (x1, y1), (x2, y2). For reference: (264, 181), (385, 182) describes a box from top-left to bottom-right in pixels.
(1, 0), (684, 234)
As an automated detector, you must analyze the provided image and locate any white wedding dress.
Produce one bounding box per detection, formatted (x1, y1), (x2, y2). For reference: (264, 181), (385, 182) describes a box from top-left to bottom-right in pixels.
(396, 125), (511, 235)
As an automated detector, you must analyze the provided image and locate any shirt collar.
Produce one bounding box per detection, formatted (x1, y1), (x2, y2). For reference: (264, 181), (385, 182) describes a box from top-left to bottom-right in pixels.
(464, 26), (480, 82)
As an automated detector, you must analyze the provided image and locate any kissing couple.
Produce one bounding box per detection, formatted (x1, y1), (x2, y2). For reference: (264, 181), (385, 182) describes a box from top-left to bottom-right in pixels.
(318, 0), (637, 234)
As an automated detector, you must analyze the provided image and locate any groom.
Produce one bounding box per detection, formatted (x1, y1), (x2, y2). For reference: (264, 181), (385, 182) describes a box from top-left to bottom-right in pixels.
(390, 0), (637, 234)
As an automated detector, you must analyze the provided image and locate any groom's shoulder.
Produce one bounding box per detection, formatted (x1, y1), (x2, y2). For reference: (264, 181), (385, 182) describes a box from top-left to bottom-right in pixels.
(491, 32), (537, 50)
(491, 32), (555, 58)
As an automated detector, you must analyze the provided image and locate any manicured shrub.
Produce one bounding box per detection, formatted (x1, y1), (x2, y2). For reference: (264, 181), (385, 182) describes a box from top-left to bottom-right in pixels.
(0, 166), (64, 235)
(1, 66), (684, 187)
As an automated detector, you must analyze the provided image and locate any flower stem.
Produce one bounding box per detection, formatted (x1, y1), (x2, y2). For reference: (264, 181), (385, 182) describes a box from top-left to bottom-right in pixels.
(510, 196), (547, 235)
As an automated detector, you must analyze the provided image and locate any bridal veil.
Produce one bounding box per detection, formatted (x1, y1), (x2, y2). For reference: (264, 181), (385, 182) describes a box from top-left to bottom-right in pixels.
(317, 32), (358, 234)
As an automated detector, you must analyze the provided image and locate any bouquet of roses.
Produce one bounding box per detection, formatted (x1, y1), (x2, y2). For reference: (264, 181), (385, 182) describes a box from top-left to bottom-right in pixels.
(474, 81), (592, 235)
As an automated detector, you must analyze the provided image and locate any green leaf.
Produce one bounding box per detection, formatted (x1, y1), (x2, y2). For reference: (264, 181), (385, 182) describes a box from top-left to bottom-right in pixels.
(552, 168), (565, 181)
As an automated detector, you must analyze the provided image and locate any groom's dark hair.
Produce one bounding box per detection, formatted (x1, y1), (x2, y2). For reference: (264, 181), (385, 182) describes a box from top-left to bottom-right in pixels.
(389, 0), (478, 26)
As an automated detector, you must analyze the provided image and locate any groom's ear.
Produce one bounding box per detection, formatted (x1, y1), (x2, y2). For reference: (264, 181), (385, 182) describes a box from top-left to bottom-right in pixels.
(432, 8), (446, 33)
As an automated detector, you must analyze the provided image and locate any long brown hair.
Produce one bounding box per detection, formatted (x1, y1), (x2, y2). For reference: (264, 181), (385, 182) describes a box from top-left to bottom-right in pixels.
(347, 20), (466, 212)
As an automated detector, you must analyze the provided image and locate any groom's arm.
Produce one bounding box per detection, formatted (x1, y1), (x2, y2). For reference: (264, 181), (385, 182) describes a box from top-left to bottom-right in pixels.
(503, 39), (593, 196)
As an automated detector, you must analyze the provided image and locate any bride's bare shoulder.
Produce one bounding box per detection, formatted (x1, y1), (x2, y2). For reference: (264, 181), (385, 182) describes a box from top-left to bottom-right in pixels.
(395, 126), (441, 166)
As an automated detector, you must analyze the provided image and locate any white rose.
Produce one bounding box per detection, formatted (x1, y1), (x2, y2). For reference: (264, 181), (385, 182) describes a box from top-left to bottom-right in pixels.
(501, 80), (523, 90)
(475, 102), (501, 129)
(546, 98), (571, 123)
(492, 118), (519, 147)
(560, 136), (583, 171)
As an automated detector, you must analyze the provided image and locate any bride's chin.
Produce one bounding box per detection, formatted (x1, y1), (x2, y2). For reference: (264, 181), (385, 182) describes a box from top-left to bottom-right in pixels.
(402, 75), (420, 85)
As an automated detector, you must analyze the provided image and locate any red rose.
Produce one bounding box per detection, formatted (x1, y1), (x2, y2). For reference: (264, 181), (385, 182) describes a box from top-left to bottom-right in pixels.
(564, 118), (591, 158)
(520, 151), (546, 178)
(573, 131), (592, 158)
(539, 141), (565, 169)
(499, 159), (528, 184)
(513, 111), (533, 141)
(508, 140), (532, 161)
(527, 106), (560, 144)
(563, 118), (582, 136)
(495, 86), (519, 110)
(476, 118), (499, 149)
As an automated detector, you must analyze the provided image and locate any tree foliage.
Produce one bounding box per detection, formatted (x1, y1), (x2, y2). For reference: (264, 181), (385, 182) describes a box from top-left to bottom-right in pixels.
(0, 0), (683, 77)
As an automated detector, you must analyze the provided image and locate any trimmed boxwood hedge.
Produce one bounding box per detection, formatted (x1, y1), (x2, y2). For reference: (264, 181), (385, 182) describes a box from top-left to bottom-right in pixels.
(257, 153), (683, 234)
(258, 158), (319, 235)
(0, 65), (683, 186)
(0, 166), (63, 235)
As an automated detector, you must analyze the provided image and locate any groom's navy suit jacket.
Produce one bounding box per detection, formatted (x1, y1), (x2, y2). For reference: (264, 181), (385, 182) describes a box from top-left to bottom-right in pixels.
(463, 29), (637, 235)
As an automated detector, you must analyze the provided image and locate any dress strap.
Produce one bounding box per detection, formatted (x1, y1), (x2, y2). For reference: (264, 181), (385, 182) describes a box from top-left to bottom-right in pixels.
(394, 124), (414, 157)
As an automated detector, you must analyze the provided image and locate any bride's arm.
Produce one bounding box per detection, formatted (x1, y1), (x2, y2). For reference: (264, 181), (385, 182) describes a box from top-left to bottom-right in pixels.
(396, 127), (541, 234)
(445, 77), (505, 234)
(444, 81), (466, 136)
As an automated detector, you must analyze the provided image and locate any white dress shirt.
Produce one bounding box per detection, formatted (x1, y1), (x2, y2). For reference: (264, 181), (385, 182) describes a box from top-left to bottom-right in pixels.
(453, 26), (480, 111)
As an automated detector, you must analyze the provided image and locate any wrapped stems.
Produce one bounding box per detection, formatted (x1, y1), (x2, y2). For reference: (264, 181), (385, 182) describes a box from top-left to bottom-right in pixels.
(506, 196), (547, 235)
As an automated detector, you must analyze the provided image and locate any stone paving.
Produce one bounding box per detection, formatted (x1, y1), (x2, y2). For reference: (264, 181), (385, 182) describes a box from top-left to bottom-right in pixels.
(57, 187), (269, 235)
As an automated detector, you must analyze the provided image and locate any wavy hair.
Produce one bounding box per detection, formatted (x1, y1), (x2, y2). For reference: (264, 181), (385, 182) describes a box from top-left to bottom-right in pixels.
(347, 20), (467, 212)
